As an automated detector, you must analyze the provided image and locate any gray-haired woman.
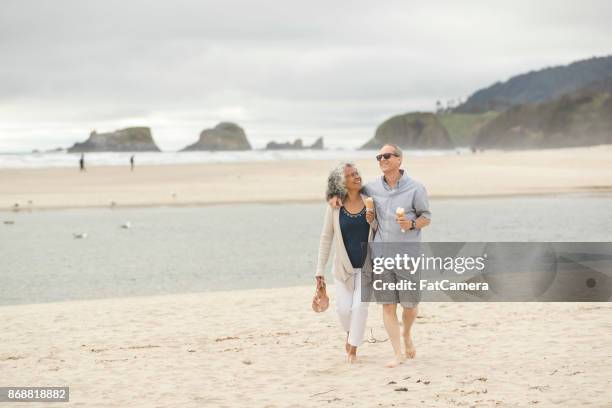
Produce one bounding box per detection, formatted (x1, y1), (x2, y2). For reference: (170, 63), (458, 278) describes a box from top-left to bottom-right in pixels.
(315, 162), (376, 363)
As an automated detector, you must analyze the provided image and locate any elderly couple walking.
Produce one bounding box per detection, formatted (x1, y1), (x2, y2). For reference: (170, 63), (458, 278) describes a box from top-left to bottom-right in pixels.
(315, 144), (431, 367)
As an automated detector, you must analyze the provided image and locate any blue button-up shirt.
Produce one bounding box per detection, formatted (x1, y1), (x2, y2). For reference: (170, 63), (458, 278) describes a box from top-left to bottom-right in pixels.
(363, 169), (431, 243)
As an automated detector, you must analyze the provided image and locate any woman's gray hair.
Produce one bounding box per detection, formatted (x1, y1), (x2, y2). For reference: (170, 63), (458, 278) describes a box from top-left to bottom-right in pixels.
(326, 161), (356, 201)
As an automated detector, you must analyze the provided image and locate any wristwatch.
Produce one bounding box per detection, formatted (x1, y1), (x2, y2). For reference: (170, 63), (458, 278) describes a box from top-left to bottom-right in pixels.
(409, 220), (416, 230)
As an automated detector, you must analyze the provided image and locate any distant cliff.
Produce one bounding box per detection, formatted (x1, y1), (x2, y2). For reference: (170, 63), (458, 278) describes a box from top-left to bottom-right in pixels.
(437, 112), (499, 147)
(474, 81), (612, 149)
(361, 112), (453, 150)
(180, 122), (251, 151)
(68, 127), (160, 152)
(456, 55), (612, 113)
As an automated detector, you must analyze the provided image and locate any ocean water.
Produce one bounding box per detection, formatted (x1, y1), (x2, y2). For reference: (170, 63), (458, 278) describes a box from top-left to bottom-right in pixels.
(0, 148), (468, 169)
(1, 194), (611, 306)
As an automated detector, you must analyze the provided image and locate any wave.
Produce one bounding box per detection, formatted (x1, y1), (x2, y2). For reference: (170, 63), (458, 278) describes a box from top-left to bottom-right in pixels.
(0, 148), (467, 169)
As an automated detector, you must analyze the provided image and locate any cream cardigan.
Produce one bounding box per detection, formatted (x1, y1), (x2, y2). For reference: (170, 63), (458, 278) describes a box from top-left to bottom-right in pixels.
(315, 195), (377, 291)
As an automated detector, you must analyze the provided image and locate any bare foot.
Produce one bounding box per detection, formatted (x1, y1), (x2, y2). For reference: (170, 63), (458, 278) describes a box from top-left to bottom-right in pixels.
(404, 334), (416, 359)
(385, 355), (404, 368)
(345, 333), (350, 354)
(347, 345), (358, 364)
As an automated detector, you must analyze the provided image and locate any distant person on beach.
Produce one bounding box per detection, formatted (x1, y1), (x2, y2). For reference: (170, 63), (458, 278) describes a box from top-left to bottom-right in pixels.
(315, 162), (376, 363)
(130, 155), (135, 171)
(328, 144), (432, 368)
(79, 153), (85, 172)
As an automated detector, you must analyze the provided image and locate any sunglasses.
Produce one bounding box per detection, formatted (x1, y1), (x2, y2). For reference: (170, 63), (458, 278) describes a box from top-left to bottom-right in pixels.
(376, 153), (399, 161)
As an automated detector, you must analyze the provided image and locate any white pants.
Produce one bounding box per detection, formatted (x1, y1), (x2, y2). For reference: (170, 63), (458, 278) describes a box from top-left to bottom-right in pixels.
(335, 268), (369, 347)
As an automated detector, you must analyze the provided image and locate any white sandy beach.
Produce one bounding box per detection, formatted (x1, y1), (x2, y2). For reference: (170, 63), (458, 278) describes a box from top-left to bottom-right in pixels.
(1, 286), (611, 407)
(1, 146), (612, 210)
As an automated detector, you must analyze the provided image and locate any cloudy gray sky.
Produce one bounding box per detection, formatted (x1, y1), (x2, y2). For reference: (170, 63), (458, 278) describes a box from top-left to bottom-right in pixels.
(1, 0), (611, 151)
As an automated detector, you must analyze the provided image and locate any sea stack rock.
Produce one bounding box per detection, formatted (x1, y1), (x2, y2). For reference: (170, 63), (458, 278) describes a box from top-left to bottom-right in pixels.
(266, 139), (303, 150)
(180, 122), (251, 151)
(361, 112), (454, 150)
(265, 137), (324, 150)
(310, 137), (324, 150)
(68, 127), (160, 152)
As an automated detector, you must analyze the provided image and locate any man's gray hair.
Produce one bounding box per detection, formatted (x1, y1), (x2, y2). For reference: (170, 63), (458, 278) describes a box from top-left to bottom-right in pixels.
(382, 143), (403, 158)
(326, 161), (356, 200)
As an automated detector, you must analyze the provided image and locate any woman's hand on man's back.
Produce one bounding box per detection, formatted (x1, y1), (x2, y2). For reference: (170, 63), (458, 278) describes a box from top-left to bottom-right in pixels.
(328, 196), (342, 208)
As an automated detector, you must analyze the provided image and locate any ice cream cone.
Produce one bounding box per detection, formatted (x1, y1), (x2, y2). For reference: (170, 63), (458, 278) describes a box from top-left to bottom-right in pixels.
(396, 207), (406, 232)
